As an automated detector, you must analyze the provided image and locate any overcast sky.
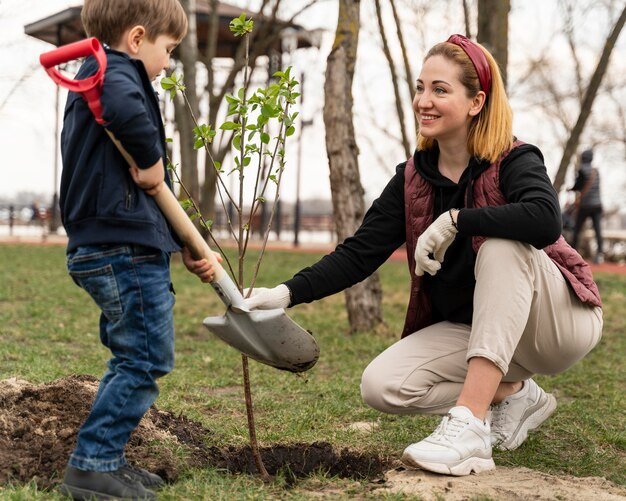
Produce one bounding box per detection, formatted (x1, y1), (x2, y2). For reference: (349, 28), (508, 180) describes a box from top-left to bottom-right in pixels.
(1, 0), (625, 211)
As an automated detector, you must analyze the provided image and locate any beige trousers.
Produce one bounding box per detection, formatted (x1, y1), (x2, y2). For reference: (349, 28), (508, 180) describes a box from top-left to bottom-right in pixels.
(361, 238), (603, 415)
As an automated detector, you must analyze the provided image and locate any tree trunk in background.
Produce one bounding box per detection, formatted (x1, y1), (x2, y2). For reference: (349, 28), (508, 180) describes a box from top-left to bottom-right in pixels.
(389, 0), (415, 103)
(176, 0), (200, 202)
(477, 0), (510, 88)
(374, 0), (411, 159)
(199, 0), (220, 227)
(323, 0), (383, 334)
(552, 4), (626, 192)
(462, 0), (472, 39)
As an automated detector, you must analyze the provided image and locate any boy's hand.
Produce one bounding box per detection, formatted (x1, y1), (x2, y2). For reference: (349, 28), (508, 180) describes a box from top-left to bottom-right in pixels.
(182, 246), (222, 283)
(130, 159), (165, 196)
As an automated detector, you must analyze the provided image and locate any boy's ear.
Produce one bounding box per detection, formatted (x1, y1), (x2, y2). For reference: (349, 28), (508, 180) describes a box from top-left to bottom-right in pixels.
(127, 25), (147, 55)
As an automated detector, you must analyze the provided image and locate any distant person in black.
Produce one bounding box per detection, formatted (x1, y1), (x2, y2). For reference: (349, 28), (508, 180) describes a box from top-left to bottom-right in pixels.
(570, 149), (604, 263)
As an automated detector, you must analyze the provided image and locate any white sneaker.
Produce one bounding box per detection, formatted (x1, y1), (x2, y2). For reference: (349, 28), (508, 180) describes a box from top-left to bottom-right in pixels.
(401, 406), (495, 476)
(490, 378), (557, 451)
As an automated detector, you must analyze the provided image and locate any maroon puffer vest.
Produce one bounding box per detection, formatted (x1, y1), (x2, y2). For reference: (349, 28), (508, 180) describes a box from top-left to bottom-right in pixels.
(402, 142), (602, 338)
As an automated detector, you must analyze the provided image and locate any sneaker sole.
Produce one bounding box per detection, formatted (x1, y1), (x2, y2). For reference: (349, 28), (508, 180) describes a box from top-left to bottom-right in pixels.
(60, 483), (117, 500)
(401, 450), (496, 476)
(497, 392), (557, 451)
(60, 483), (155, 500)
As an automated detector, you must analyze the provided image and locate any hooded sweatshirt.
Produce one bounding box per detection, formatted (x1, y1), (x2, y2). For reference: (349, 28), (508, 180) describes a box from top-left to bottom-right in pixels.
(60, 48), (180, 253)
(284, 143), (562, 325)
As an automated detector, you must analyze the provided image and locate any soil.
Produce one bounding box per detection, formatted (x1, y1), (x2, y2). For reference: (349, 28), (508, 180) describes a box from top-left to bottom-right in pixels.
(1, 376), (625, 501)
(0, 375), (387, 490)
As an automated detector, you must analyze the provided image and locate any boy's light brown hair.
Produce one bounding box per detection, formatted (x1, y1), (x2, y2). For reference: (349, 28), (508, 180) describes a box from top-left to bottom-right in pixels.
(82, 0), (188, 46)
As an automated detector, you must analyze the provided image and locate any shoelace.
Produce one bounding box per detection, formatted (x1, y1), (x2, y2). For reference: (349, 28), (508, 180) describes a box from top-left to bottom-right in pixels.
(431, 413), (469, 442)
(489, 401), (510, 443)
(490, 401), (509, 426)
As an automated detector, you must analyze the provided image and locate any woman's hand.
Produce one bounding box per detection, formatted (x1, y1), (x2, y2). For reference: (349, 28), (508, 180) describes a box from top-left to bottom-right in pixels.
(181, 246), (222, 283)
(243, 284), (291, 310)
(414, 210), (458, 276)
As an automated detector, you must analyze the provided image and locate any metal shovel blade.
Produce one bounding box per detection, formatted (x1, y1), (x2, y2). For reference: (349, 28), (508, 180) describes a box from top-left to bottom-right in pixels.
(203, 308), (319, 372)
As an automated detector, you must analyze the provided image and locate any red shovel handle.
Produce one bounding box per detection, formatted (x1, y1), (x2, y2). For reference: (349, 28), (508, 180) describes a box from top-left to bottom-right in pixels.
(40, 37), (107, 124)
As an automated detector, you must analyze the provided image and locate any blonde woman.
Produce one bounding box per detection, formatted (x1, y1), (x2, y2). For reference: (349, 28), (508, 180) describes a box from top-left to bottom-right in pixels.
(245, 35), (602, 476)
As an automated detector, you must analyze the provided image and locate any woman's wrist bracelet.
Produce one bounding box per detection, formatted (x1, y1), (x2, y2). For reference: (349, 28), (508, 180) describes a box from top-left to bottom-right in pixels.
(449, 209), (459, 230)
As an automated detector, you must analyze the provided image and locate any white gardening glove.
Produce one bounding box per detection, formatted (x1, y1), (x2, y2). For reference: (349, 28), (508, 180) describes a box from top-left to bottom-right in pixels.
(414, 211), (458, 276)
(243, 284), (291, 310)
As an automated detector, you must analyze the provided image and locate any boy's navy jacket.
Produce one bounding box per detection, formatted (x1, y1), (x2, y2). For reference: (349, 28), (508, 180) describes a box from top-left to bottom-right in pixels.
(60, 47), (180, 253)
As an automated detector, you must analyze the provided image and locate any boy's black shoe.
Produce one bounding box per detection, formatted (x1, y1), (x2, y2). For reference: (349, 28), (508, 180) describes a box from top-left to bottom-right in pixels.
(60, 466), (156, 500)
(118, 464), (165, 489)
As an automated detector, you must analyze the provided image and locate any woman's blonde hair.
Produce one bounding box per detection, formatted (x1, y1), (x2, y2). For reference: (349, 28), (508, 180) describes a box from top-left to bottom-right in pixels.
(82, 0), (188, 46)
(416, 40), (513, 163)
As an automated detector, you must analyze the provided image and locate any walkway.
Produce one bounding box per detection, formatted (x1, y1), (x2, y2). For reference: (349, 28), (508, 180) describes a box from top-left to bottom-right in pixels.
(1, 234), (625, 276)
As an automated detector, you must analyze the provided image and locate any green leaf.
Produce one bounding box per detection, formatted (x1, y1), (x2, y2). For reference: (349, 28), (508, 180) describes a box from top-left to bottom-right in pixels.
(214, 161), (222, 172)
(229, 13), (254, 36)
(160, 77), (175, 90)
(243, 157), (251, 166)
(260, 132), (270, 144)
(261, 104), (277, 118)
(180, 198), (193, 210)
(233, 134), (241, 151)
(286, 126), (296, 137)
(220, 121), (239, 130)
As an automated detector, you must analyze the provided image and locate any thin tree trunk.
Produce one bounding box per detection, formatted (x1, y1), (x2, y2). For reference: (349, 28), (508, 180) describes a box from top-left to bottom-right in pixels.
(389, 0), (415, 102)
(374, 0), (411, 158)
(324, 0), (383, 334)
(177, 0), (199, 201)
(462, 0), (472, 38)
(477, 0), (510, 88)
(552, 4), (626, 192)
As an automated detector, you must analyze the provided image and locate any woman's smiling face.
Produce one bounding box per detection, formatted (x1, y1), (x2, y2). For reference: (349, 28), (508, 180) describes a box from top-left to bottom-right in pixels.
(413, 55), (482, 145)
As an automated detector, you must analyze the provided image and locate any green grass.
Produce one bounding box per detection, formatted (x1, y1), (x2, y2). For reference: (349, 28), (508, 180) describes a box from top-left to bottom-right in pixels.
(0, 243), (624, 499)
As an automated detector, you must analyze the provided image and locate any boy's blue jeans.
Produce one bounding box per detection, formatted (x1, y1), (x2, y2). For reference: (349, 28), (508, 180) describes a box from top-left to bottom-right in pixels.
(66, 244), (175, 472)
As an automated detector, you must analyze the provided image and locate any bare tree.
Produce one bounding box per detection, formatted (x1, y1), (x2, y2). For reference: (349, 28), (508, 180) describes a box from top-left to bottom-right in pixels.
(324, 0), (383, 334)
(462, 0), (472, 38)
(374, 0), (411, 158)
(176, 0), (200, 202)
(389, 0), (415, 104)
(477, 0), (510, 87)
(552, 3), (626, 192)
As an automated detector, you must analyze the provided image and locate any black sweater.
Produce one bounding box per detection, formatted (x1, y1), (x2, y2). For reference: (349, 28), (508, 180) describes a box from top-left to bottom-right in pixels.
(284, 143), (562, 325)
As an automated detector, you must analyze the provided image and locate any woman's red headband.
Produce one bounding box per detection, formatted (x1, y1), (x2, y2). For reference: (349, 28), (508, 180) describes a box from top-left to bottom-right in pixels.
(446, 34), (492, 96)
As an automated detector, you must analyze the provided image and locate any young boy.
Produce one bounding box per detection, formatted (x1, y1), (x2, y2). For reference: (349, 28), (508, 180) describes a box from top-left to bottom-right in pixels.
(59, 1), (217, 499)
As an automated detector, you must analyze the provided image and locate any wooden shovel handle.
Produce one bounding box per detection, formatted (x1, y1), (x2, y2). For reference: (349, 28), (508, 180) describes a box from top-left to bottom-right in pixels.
(105, 130), (225, 281)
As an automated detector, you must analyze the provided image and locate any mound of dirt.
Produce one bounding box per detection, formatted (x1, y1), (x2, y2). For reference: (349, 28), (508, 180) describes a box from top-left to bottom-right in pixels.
(0, 375), (190, 488)
(3, 375), (623, 501)
(0, 376), (388, 491)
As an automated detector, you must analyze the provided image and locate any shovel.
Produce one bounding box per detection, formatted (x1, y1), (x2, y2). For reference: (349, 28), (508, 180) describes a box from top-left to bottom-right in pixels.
(40, 38), (319, 372)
